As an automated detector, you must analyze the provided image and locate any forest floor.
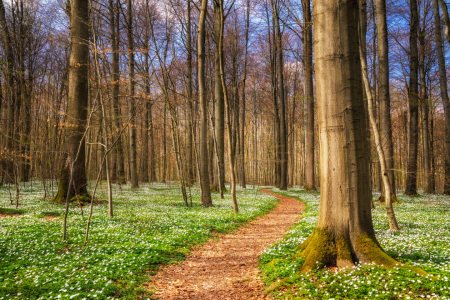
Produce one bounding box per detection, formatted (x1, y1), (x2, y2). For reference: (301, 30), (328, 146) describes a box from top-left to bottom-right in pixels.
(148, 190), (305, 299)
(0, 183), (281, 299)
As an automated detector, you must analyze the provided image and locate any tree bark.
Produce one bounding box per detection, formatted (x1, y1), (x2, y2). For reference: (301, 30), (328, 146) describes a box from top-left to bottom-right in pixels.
(302, 0), (315, 191)
(198, 0), (212, 206)
(405, 0), (419, 195)
(271, 0), (288, 190)
(213, 0), (226, 192)
(53, 0), (90, 202)
(110, 0), (125, 184)
(239, 0), (250, 189)
(297, 0), (398, 271)
(438, 0), (450, 44)
(432, 0), (450, 195)
(218, 0), (238, 213)
(186, 0), (195, 186)
(376, 0), (396, 199)
(141, 10), (151, 183)
(127, 0), (139, 188)
(266, 4), (281, 187)
(429, 105), (436, 193)
(360, 27), (399, 231)
(418, 20), (431, 194)
(0, 0), (16, 183)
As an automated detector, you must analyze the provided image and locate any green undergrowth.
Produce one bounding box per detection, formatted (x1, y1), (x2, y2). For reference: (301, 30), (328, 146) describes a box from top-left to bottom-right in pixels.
(259, 188), (450, 299)
(0, 207), (26, 215)
(0, 181), (277, 299)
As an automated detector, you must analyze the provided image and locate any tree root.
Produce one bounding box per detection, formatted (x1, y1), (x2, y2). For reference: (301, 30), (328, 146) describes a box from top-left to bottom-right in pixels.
(377, 194), (400, 205)
(293, 228), (426, 276)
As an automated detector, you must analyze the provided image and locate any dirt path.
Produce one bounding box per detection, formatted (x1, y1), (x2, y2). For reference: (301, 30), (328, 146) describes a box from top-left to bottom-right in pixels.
(148, 189), (305, 299)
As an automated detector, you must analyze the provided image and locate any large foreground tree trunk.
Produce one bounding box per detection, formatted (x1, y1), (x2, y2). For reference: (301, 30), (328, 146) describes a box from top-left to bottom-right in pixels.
(54, 0), (90, 202)
(297, 0), (398, 271)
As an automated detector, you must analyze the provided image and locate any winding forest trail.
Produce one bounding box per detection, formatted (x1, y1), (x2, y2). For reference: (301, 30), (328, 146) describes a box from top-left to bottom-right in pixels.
(148, 189), (305, 299)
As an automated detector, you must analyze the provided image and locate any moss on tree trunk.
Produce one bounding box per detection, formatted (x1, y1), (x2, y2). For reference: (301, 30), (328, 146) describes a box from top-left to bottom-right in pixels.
(53, 158), (90, 204)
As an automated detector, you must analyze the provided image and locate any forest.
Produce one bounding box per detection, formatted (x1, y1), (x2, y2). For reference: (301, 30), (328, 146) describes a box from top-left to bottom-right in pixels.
(0, 0), (450, 298)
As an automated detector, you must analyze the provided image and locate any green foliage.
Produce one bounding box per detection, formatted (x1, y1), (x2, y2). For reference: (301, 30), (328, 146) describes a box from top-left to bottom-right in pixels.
(259, 188), (450, 299)
(0, 207), (25, 215)
(0, 182), (277, 299)
(38, 211), (62, 218)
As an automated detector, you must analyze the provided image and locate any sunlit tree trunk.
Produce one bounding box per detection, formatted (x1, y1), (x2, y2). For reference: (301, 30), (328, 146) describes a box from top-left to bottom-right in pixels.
(376, 0), (396, 199)
(297, 0), (399, 271)
(53, 0), (90, 202)
(360, 25), (399, 231)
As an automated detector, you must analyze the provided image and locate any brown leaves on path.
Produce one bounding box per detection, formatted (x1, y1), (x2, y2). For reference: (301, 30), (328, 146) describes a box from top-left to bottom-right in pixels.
(148, 189), (305, 299)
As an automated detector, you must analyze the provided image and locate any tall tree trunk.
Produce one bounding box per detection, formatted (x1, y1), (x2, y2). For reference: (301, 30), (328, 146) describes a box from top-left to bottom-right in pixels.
(271, 0), (288, 190)
(240, 0), (249, 188)
(127, 0), (139, 188)
(141, 12), (150, 183)
(198, 0), (212, 206)
(376, 0), (396, 199)
(432, 0), (450, 195)
(18, 0), (31, 182)
(0, 0), (16, 183)
(360, 26), (399, 231)
(110, 0), (125, 184)
(302, 0), (315, 191)
(186, 0), (195, 185)
(297, 0), (398, 271)
(53, 0), (90, 202)
(419, 23), (431, 194)
(213, 0), (226, 191)
(149, 101), (156, 181)
(422, 95), (432, 193)
(405, 0), (419, 195)
(162, 103), (167, 183)
(429, 104), (436, 193)
(218, 0), (238, 213)
(266, 4), (280, 187)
